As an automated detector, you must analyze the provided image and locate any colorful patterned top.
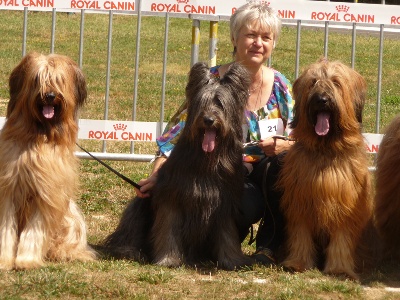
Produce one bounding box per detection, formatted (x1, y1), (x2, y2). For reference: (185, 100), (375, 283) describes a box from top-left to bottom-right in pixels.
(156, 65), (295, 163)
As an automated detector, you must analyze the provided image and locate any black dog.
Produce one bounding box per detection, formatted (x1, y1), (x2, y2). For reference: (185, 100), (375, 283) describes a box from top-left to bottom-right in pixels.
(102, 62), (251, 270)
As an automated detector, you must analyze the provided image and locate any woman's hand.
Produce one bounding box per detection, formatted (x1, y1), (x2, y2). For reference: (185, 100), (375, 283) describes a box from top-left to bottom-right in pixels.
(134, 156), (167, 198)
(134, 173), (158, 198)
(258, 136), (293, 156)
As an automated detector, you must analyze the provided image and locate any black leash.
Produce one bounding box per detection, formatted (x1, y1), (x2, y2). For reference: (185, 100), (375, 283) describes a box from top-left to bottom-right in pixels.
(76, 143), (142, 189)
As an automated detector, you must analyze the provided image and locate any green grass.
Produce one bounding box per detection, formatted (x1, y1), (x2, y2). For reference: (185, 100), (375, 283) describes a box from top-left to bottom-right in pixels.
(1, 10), (400, 299)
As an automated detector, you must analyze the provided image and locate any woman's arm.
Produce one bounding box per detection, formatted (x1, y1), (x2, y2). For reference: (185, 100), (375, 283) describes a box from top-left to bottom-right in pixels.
(156, 101), (188, 156)
(259, 136), (293, 156)
(259, 71), (295, 156)
(134, 156), (167, 198)
(275, 72), (295, 137)
(134, 101), (188, 197)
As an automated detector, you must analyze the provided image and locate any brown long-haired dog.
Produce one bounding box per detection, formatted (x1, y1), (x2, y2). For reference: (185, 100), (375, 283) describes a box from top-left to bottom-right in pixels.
(375, 114), (400, 260)
(277, 59), (373, 280)
(102, 62), (252, 270)
(0, 52), (96, 270)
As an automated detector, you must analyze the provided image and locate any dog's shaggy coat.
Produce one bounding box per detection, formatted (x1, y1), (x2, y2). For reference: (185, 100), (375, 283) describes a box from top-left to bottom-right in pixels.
(0, 52), (96, 270)
(103, 62), (252, 270)
(375, 114), (400, 260)
(277, 59), (373, 280)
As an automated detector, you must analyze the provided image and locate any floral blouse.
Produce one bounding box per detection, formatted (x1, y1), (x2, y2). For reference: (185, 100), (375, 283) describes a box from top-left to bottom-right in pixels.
(156, 65), (295, 163)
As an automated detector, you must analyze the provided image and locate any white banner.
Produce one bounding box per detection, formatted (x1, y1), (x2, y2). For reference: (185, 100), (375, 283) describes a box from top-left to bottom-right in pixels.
(77, 119), (166, 142)
(0, 0), (136, 11)
(143, 0), (400, 26)
(0, 117), (385, 153)
(0, 117), (164, 142)
(363, 132), (383, 154)
(0, 0), (400, 26)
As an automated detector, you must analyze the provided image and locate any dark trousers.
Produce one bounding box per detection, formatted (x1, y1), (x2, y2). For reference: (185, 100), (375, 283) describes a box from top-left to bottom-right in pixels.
(236, 152), (287, 253)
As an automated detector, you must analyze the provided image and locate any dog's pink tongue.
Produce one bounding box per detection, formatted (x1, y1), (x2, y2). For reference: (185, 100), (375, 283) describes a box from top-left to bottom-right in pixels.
(202, 129), (216, 152)
(43, 105), (55, 119)
(315, 112), (330, 136)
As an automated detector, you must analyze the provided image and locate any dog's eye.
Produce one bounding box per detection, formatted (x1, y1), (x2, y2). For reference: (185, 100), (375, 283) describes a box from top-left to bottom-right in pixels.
(310, 79), (318, 88)
(333, 80), (341, 88)
(215, 98), (223, 109)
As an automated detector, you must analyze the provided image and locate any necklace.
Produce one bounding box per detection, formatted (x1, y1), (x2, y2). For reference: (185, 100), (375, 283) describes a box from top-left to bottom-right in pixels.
(248, 68), (264, 112)
(248, 68), (264, 96)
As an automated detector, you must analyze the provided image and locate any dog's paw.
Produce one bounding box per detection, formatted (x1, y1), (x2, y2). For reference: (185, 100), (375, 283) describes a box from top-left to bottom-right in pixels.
(219, 255), (254, 270)
(282, 258), (313, 273)
(323, 266), (360, 281)
(154, 255), (182, 267)
(14, 257), (44, 270)
(0, 259), (15, 270)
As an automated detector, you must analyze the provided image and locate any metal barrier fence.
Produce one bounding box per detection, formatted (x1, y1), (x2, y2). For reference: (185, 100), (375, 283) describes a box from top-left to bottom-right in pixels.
(0, 0), (399, 165)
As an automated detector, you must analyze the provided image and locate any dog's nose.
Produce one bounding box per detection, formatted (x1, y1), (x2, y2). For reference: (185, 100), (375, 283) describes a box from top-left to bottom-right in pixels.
(203, 116), (215, 127)
(45, 92), (56, 103)
(317, 95), (329, 105)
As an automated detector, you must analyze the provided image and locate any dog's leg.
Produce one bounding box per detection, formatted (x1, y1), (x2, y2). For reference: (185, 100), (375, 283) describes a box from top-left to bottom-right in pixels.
(0, 199), (18, 270)
(48, 201), (96, 262)
(282, 223), (316, 272)
(102, 197), (152, 261)
(151, 206), (183, 267)
(14, 210), (46, 270)
(65, 200), (97, 260)
(213, 218), (253, 270)
(324, 229), (359, 280)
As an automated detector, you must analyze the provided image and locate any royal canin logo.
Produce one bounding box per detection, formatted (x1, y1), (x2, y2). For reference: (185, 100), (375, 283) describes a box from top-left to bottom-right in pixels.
(336, 5), (350, 13)
(246, 0), (270, 5)
(113, 123), (127, 131)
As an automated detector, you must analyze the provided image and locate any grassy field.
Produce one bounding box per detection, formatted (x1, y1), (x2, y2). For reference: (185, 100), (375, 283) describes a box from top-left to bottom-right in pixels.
(0, 10), (400, 299)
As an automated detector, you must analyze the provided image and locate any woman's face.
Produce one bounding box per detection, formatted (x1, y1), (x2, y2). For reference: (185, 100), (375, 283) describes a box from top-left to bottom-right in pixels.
(233, 22), (275, 67)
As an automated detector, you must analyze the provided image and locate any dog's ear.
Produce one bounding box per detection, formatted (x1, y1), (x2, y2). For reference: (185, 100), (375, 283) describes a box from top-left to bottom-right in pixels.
(290, 71), (308, 129)
(72, 64), (88, 107)
(351, 69), (367, 124)
(220, 63), (250, 105)
(185, 62), (212, 101)
(7, 52), (39, 117)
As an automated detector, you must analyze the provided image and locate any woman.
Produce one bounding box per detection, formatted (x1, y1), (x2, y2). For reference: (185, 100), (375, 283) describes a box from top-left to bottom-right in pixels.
(136, 2), (294, 265)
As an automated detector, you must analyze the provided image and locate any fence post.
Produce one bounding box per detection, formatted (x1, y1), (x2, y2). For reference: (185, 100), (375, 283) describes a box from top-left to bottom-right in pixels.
(50, 8), (56, 53)
(351, 23), (356, 68)
(375, 24), (384, 134)
(324, 21), (329, 58)
(159, 13), (170, 136)
(191, 19), (200, 67)
(102, 10), (113, 153)
(209, 21), (218, 67)
(131, 0), (142, 154)
(22, 7), (28, 57)
(79, 9), (85, 69)
(295, 20), (301, 79)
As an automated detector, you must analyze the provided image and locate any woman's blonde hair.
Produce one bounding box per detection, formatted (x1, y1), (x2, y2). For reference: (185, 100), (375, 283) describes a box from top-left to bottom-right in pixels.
(230, 2), (282, 53)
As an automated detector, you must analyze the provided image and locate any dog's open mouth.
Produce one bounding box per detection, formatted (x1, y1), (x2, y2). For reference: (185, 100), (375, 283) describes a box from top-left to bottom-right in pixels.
(315, 112), (330, 136)
(42, 105), (55, 119)
(202, 128), (216, 152)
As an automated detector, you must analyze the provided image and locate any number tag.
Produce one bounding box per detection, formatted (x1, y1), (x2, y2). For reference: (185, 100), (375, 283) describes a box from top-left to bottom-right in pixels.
(259, 118), (284, 139)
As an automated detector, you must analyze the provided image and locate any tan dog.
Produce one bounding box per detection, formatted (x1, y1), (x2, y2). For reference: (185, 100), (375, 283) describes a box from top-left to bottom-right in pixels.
(375, 114), (400, 260)
(0, 52), (96, 270)
(277, 59), (373, 280)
